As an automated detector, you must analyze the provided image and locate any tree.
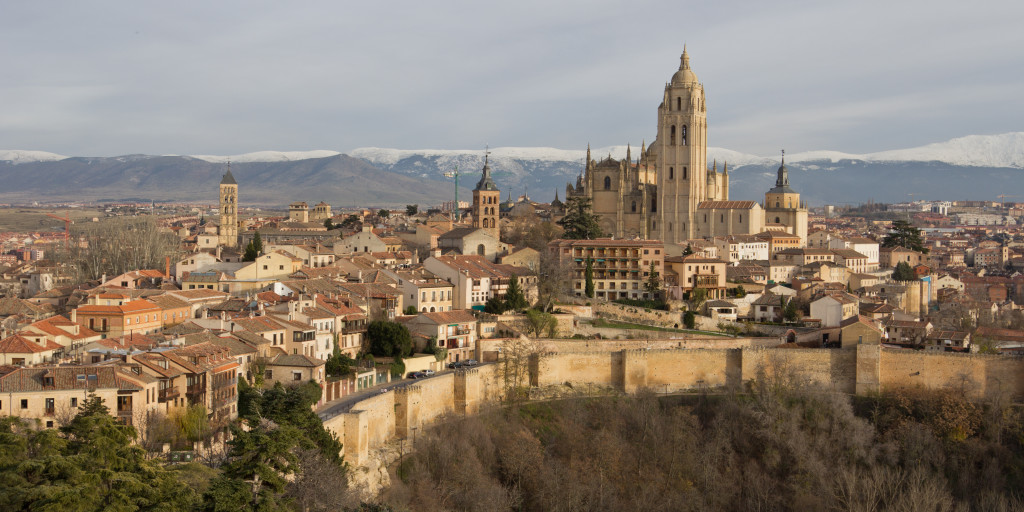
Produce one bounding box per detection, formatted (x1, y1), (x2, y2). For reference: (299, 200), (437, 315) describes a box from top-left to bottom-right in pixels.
(58, 216), (180, 284)
(535, 248), (574, 312)
(882, 220), (929, 254)
(403, 305), (417, 315)
(683, 244), (694, 256)
(783, 297), (800, 322)
(557, 196), (603, 240)
(484, 295), (508, 315)
(405, 204), (418, 216)
(366, 320), (413, 357)
(734, 285), (747, 298)
(323, 218), (334, 230)
(683, 310), (696, 329)
(203, 419), (300, 512)
(892, 261), (916, 281)
(644, 261), (661, 296)
(525, 309), (556, 338)
(340, 214), (361, 229)
(325, 341), (355, 378)
(504, 274), (528, 311)
(585, 258), (595, 298)
(243, 231), (263, 262)
(377, 209), (390, 219)
(689, 287), (708, 312)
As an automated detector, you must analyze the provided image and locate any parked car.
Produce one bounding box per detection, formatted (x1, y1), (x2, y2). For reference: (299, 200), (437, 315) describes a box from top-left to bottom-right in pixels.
(406, 371), (426, 379)
(447, 361), (464, 369)
(422, 369), (435, 377)
(463, 359), (479, 367)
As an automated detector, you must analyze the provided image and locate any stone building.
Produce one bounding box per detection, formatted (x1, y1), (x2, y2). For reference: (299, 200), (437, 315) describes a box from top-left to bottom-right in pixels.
(218, 167), (239, 248)
(472, 154), (501, 240)
(565, 48), (807, 245)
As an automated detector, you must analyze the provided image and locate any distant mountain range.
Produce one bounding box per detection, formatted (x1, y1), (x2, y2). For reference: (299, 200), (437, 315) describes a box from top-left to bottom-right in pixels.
(2, 132), (1023, 207)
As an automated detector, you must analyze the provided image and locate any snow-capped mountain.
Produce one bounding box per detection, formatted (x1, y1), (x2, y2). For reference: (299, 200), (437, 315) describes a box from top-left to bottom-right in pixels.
(0, 133), (1021, 205)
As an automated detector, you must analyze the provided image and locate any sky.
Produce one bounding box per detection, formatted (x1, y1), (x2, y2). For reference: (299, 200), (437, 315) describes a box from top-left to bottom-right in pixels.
(2, 0), (1022, 158)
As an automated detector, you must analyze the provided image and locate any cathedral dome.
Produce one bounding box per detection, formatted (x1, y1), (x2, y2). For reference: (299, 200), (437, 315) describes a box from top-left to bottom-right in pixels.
(671, 49), (698, 85)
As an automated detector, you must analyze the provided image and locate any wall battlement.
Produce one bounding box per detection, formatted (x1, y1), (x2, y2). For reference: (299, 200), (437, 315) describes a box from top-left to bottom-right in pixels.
(324, 346), (1024, 466)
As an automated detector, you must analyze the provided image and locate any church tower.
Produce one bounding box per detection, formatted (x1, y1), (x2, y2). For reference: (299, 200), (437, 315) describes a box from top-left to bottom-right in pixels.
(764, 151), (808, 245)
(218, 164), (239, 248)
(472, 153), (501, 240)
(652, 47), (708, 244)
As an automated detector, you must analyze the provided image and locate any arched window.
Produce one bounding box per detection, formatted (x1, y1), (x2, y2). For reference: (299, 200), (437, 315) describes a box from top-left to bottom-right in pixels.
(669, 167), (674, 180)
(776, 201), (780, 208)
(739, 215), (743, 223)
(683, 167), (688, 180)
(704, 214), (707, 223)
(676, 97), (681, 111)
(477, 244), (486, 256)
(604, 176), (611, 190)
(681, 125), (687, 145)
(631, 201), (637, 213)
(430, 307), (435, 312)
(775, 217), (781, 224)
(669, 222), (673, 232)
(670, 125), (676, 145)
(720, 214), (724, 223)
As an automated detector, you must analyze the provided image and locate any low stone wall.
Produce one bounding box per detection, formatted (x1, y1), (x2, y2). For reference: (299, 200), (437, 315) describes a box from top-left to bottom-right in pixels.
(592, 302), (681, 328)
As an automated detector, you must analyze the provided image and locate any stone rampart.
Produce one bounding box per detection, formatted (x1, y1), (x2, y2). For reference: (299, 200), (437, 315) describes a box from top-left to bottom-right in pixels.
(324, 345), (1024, 467)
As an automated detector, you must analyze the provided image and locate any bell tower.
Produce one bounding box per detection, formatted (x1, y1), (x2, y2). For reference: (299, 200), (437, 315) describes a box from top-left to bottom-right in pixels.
(472, 151), (501, 240)
(218, 163), (239, 248)
(653, 47), (708, 244)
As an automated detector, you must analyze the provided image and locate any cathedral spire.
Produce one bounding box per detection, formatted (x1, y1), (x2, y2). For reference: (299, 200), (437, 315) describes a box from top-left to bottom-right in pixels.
(776, 149), (790, 187)
(713, 159), (717, 173)
(722, 161), (728, 174)
(625, 143), (631, 164)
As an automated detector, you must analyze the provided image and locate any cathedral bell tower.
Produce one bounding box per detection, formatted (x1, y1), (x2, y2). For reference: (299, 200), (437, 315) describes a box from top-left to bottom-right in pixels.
(653, 47), (708, 244)
(472, 152), (501, 240)
(218, 164), (239, 248)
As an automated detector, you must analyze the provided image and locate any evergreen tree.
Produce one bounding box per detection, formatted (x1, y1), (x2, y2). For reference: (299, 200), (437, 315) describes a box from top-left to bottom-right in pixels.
(683, 244), (694, 256)
(484, 295), (508, 314)
(504, 274), (528, 311)
(243, 231), (263, 262)
(377, 209), (390, 219)
(683, 310), (696, 329)
(882, 220), (929, 253)
(734, 285), (746, 298)
(405, 204), (418, 216)
(203, 419), (300, 512)
(783, 297), (800, 322)
(584, 258), (595, 298)
(892, 261), (916, 281)
(323, 218), (334, 230)
(558, 196), (603, 240)
(366, 320), (413, 357)
(644, 261), (661, 296)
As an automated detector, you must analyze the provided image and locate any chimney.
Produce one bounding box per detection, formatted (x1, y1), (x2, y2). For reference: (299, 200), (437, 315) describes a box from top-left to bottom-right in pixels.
(70, 309), (77, 323)
(165, 256), (171, 279)
(101, 273), (107, 284)
(216, 246), (222, 259)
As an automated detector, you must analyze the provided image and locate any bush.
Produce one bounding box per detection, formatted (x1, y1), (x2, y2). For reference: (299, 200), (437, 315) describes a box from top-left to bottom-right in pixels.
(683, 311), (696, 329)
(366, 320), (413, 357)
(390, 357), (406, 378)
(613, 298), (669, 311)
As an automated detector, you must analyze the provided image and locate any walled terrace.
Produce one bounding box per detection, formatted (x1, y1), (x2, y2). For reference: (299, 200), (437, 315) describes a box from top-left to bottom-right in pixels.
(324, 345), (1024, 468)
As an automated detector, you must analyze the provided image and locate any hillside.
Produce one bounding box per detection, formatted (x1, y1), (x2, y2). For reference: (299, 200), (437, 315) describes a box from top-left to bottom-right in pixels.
(2, 132), (1022, 206)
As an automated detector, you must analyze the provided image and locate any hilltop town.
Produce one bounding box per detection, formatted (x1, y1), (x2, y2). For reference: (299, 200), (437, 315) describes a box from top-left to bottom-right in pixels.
(2, 50), (1023, 508)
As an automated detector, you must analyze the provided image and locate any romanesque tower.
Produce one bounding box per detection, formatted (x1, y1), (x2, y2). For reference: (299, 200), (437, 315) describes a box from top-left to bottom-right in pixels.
(218, 165), (239, 248)
(472, 153), (501, 240)
(652, 47), (708, 244)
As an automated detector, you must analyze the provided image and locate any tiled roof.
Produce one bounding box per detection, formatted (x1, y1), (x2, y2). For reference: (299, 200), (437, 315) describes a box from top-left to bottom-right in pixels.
(271, 353), (325, 368)
(0, 334), (62, 354)
(419, 310), (477, 325)
(0, 365), (143, 393)
(697, 200), (759, 209)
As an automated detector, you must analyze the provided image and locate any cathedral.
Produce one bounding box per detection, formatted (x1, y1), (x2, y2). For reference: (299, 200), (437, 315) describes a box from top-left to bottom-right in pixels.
(566, 48), (807, 246)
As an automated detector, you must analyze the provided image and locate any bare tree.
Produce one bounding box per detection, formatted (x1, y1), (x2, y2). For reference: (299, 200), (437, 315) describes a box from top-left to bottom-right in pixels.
(535, 248), (574, 312)
(58, 216), (181, 284)
(498, 337), (538, 404)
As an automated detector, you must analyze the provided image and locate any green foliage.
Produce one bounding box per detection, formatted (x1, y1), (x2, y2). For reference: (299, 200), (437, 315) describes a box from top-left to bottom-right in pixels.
(484, 295), (508, 314)
(325, 342), (356, 378)
(504, 275), (528, 311)
(683, 243), (694, 256)
(892, 261), (916, 281)
(613, 298), (669, 311)
(0, 395), (198, 511)
(733, 285), (746, 298)
(237, 382), (341, 466)
(525, 309), (556, 337)
(689, 287), (708, 311)
(403, 305), (418, 315)
(584, 258), (595, 298)
(783, 297), (800, 322)
(172, 404), (211, 444)
(340, 214), (361, 229)
(882, 220), (929, 254)
(243, 231), (263, 262)
(377, 208), (390, 219)
(366, 320), (413, 358)
(405, 204), (418, 216)
(644, 261), (661, 295)
(204, 420), (300, 512)
(557, 196), (603, 240)
(323, 218), (335, 230)
(683, 310), (696, 329)
(390, 356), (406, 378)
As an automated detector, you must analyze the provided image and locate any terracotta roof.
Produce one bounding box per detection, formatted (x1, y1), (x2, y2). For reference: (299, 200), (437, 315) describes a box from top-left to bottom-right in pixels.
(418, 310), (477, 324)
(0, 365), (143, 393)
(76, 299), (161, 315)
(0, 334), (62, 354)
(270, 353), (325, 368)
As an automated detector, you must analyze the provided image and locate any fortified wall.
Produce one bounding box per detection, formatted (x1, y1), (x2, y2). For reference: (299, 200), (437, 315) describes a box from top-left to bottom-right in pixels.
(324, 346), (1024, 466)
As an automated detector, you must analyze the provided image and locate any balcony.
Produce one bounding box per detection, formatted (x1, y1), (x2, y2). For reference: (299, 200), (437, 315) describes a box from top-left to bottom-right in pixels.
(159, 387), (180, 402)
(213, 378), (234, 391)
(44, 407), (55, 417)
(116, 407), (133, 419)
(343, 325), (366, 335)
(186, 383), (205, 396)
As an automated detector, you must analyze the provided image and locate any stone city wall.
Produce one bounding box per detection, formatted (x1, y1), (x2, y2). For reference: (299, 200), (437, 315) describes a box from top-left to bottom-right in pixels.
(324, 345), (1024, 467)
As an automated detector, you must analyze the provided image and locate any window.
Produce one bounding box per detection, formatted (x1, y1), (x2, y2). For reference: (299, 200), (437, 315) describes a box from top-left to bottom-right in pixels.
(720, 214), (724, 223)
(263, 265), (268, 270)
(681, 125), (687, 145)
(682, 167), (687, 180)
(669, 167), (674, 179)
(739, 215), (743, 223)
(264, 370), (272, 380)
(676, 97), (681, 110)
(631, 201), (636, 213)
(604, 176), (611, 190)
(21, 399), (28, 409)
(71, 397), (78, 408)
(670, 125), (676, 145)
(293, 372), (302, 381)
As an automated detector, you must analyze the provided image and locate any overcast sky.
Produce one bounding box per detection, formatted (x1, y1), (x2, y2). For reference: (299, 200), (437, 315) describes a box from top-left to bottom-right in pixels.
(2, 0), (1022, 157)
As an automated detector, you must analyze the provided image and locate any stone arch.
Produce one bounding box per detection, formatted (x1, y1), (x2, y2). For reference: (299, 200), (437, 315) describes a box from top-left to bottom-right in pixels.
(477, 244), (486, 256)
(604, 176), (612, 190)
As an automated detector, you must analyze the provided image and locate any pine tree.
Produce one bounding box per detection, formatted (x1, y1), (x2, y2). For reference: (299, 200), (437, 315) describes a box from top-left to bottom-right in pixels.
(504, 274), (528, 311)
(584, 258), (595, 298)
(558, 196), (603, 240)
(892, 261), (916, 281)
(882, 220), (929, 254)
(683, 244), (694, 256)
(243, 231), (263, 262)
(644, 261), (661, 296)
